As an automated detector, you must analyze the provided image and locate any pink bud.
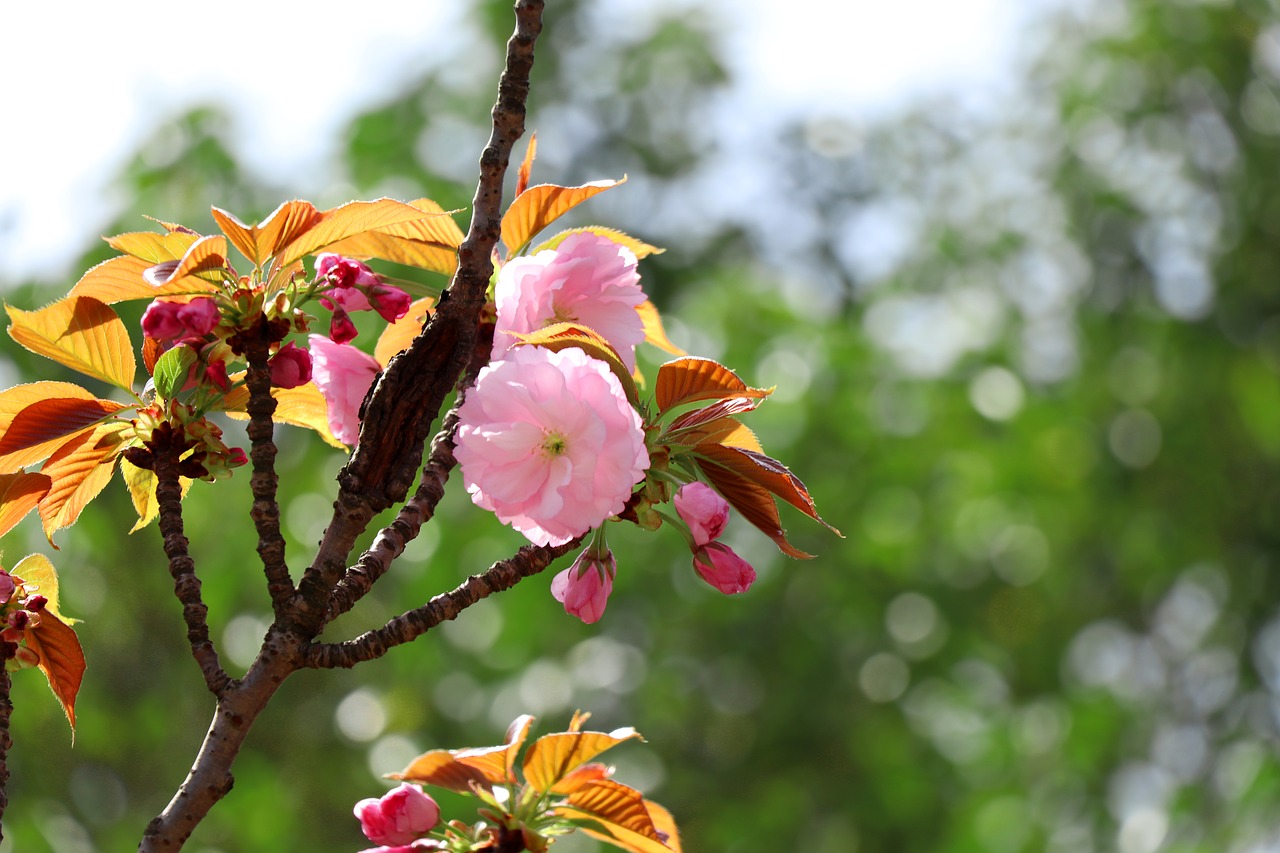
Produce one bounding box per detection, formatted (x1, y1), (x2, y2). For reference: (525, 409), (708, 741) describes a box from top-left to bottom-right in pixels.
(354, 783), (440, 847)
(317, 253), (379, 290)
(0, 572), (14, 607)
(692, 542), (756, 594)
(25, 595), (47, 612)
(674, 482), (729, 547)
(328, 306), (359, 344)
(203, 359), (230, 392)
(367, 284), (412, 322)
(550, 548), (616, 624)
(142, 297), (219, 343)
(269, 342), (312, 389)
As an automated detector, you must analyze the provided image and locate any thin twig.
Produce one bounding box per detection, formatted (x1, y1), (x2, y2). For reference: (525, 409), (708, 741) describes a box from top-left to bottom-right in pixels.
(304, 538), (580, 669)
(0, 668), (11, 839)
(238, 319), (294, 615)
(154, 428), (233, 697)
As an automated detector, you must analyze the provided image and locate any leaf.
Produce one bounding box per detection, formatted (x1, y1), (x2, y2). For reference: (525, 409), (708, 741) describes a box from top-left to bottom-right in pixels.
(212, 201), (322, 268)
(316, 198), (464, 276)
(501, 178), (625, 256)
(560, 780), (675, 853)
(510, 323), (639, 406)
(152, 346), (197, 399)
(0, 397), (129, 474)
(696, 443), (838, 533)
(24, 611), (85, 735)
(274, 198), (460, 269)
(218, 380), (345, 449)
(550, 762), (613, 795)
(0, 382), (96, 434)
(533, 227), (665, 260)
(0, 473), (51, 537)
(516, 132), (538, 197)
(654, 357), (771, 414)
(7, 296), (137, 391)
(666, 398), (764, 437)
(10, 553), (72, 622)
(635, 301), (682, 359)
(374, 297), (435, 367)
(524, 727), (642, 794)
(646, 801), (682, 853)
(120, 457), (190, 533)
(672, 414), (764, 454)
(37, 423), (127, 543)
(141, 234), (228, 290)
(453, 713), (535, 785)
(104, 229), (200, 264)
(390, 749), (497, 794)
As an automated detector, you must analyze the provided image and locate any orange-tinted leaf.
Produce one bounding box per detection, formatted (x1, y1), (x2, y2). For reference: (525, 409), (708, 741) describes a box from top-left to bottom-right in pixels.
(391, 749), (498, 794)
(515, 132), (537, 198)
(37, 423), (127, 542)
(667, 398), (763, 437)
(120, 457), (190, 533)
(105, 230), (200, 264)
(10, 553), (73, 623)
(374, 297), (435, 367)
(636, 300), (683, 356)
(142, 234), (228, 290)
(533, 227), (665, 260)
(0, 473), (51, 537)
(674, 415), (764, 454)
(218, 380), (344, 449)
(0, 382), (96, 436)
(654, 358), (771, 414)
(212, 201), (322, 268)
(7, 296), (137, 390)
(501, 178), (625, 256)
(696, 443), (838, 534)
(451, 713), (534, 785)
(69, 252), (213, 304)
(646, 801), (682, 853)
(317, 199), (464, 276)
(274, 198), (457, 268)
(550, 762), (612, 795)
(524, 727), (641, 794)
(560, 780), (673, 853)
(24, 611), (85, 734)
(510, 323), (638, 406)
(0, 398), (128, 474)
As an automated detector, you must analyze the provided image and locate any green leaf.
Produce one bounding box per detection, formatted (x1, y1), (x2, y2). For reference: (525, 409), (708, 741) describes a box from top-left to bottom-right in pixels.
(152, 346), (197, 399)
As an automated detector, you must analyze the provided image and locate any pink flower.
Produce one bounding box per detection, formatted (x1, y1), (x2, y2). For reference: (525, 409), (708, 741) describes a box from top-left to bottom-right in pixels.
(692, 542), (756, 594)
(354, 783), (440, 847)
(674, 482), (729, 547)
(492, 233), (646, 371)
(317, 253), (380, 290)
(309, 334), (380, 446)
(0, 572), (17, 607)
(551, 547), (616, 623)
(142, 296), (220, 343)
(316, 254), (412, 339)
(269, 341), (312, 389)
(202, 358), (230, 392)
(454, 345), (649, 546)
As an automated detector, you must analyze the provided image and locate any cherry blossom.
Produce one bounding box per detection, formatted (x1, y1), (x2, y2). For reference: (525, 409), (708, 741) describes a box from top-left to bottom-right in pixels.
(354, 783), (440, 847)
(692, 542), (757, 594)
(674, 481), (730, 547)
(551, 546), (616, 623)
(454, 345), (648, 546)
(309, 334), (380, 446)
(492, 232), (646, 371)
(268, 341), (312, 389)
(142, 296), (220, 343)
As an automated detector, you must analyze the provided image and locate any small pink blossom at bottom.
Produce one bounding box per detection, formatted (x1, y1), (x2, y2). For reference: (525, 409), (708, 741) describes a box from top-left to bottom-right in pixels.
(551, 548), (616, 623)
(454, 346), (648, 546)
(354, 783), (440, 848)
(673, 481), (729, 547)
(692, 542), (756, 594)
(269, 341), (312, 389)
(309, 334), (380, 446)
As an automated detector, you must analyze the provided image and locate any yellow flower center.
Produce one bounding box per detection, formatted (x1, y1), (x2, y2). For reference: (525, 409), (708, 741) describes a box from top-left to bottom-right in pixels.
(541, 431), (569, 458)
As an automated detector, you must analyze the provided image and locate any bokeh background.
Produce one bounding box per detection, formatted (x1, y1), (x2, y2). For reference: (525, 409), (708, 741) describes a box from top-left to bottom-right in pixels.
(3, 0), (1280, 850)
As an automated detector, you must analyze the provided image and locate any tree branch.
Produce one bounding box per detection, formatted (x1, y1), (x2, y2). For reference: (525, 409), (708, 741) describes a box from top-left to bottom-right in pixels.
(290, 0), (544, 634)
(154, 426), (232, 698)
(237, 317), (294, 616)
(0, 668), (11, 840)
(303, 537), (580, 670)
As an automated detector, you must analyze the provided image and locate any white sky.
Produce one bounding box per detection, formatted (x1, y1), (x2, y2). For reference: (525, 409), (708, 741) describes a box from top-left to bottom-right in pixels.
(0, 0), (1038, 283)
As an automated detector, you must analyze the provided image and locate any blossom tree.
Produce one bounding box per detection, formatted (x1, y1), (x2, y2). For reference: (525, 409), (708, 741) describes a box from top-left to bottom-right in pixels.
(0, 2), (836, 849)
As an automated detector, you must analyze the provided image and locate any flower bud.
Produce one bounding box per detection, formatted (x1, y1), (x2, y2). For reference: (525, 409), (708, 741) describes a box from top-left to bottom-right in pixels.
(269, 341), (313, 389)
(551, 547), (616, 624)
(354, 783), (440, 847)
(692, 542), (756, 594)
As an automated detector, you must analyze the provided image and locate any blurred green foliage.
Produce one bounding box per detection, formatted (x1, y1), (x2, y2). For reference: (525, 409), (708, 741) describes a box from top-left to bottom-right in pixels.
(4, 1), (1280, 851)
